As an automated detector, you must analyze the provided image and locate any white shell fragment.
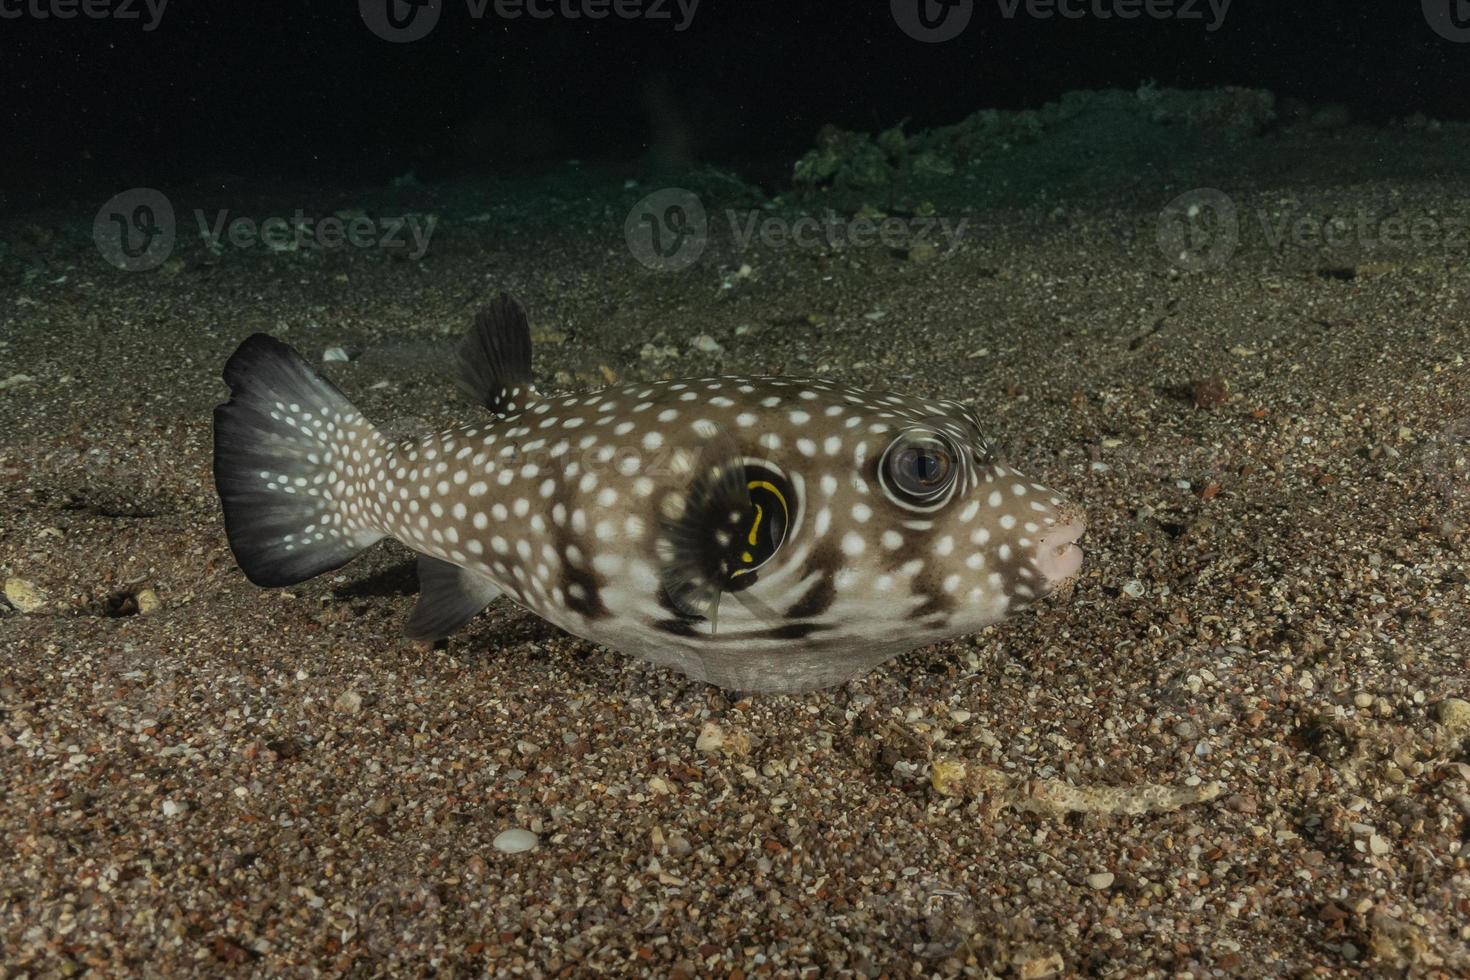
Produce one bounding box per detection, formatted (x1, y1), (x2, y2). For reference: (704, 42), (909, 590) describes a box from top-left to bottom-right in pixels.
(493, 828), (539, 854)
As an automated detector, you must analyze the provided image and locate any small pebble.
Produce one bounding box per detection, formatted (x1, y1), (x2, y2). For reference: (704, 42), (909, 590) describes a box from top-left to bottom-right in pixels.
(690, 334), (723, 354)
(135, 588), (162, 615)
(640, 343), (679, 363)
(1015, 950), (1065, 978)
(0, 373), (36, 392)
(493, 829), (538, 854)
(322, 347), (353, 363)
(530, 326), (567, 345)
(333, 690), (363, 714)
(696, 721), (725, 753)
(1086, 872), (1115, 890)
(906, 241), (938, 263)
(1192, 375), (1231, 409)
(3, 578), (46, 613)
(1434, 698), (1470, 733)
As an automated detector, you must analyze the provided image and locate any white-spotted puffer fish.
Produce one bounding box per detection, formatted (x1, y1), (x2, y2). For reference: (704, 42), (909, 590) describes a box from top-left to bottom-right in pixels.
(213, 295), (1084, 692)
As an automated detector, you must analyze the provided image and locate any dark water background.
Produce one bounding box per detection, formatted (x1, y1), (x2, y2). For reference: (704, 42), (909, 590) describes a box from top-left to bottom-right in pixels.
(4, 0), (1469, 211)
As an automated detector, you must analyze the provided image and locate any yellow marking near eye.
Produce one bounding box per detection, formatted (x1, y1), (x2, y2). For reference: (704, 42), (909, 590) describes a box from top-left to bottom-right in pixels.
(731, 480), (789, 578)
(746, 504), (764, 548)
(748, 480), (788, 515)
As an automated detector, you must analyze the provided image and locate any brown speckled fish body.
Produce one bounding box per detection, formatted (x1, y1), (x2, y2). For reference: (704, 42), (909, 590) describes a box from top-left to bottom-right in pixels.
(213, 296), (1084, 691)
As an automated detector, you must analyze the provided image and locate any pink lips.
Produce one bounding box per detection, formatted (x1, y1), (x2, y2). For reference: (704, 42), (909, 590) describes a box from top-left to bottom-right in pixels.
(1034, 519), (1086, 590)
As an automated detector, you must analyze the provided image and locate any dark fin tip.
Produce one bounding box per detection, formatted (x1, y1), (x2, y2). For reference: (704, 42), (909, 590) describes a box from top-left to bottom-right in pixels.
(404, 556), (502, 641)
(456, 292), (536, 416)
(212, 333), (372, 588)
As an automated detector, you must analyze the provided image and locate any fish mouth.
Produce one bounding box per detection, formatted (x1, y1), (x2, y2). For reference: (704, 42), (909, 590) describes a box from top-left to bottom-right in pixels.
(1034, 517), (1086, 592)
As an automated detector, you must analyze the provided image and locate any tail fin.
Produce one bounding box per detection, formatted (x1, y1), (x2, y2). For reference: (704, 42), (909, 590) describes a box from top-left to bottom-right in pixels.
(213, 334), (386, 587)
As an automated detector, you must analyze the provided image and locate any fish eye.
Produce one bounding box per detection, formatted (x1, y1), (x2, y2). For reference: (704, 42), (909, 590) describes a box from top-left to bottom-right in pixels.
(880, 431), (958, 508)
(894, 444), (951, 491)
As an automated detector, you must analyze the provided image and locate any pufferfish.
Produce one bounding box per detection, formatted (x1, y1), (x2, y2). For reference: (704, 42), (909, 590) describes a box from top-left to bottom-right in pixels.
(213, 295), (1084, 692)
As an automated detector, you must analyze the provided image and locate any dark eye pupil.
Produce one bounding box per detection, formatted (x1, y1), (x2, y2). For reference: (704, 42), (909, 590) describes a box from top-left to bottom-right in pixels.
(881, 433), (958, 506)
(897, 445), (949, 491)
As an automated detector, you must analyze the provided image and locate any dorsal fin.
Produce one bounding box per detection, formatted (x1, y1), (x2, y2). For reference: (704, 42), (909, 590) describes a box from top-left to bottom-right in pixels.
(455, 293), (537, 415)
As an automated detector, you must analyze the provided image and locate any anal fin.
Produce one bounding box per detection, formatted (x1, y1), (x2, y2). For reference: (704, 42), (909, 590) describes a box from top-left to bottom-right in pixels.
(405, 556), (502, 641)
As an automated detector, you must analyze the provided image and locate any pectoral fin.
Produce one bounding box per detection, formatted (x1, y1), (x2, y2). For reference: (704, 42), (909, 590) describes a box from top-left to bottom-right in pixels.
(654, 432), (791, 634)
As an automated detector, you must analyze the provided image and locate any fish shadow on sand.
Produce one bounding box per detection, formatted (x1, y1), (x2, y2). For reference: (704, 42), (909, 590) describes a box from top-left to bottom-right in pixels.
(331, 557), (570, 649)
(333, 559), (419, 600)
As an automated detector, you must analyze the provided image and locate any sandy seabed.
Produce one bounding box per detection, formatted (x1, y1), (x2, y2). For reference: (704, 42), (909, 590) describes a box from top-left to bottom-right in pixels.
(2, 117), (1469, 976)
